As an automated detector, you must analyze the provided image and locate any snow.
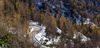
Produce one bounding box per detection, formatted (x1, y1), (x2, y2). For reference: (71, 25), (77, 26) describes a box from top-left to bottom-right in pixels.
(35, 0), (96, 29)
(91, 22), (96, 27)
(84, 18), (90, 24)
(57, 28), (62, 34)
(76, 18), (81, 24)
(33, 0), (99, 47)
(29, 20), (38, 25)
(63, 2), (69, 11)
(35, 25), (46, 42)
(78, 32), (90, 42)
(29, 22), (61, 47)
(61, 10), (65, 13)
(83, 18), (96, 27)
(29, 26), (34, 32)
(73, 32), (90, 42)
(73, 34), (77, 39)
(35, 27), (62, 45)
(46, 39), (53, 45)
(37, 3), (42, 6)
(52, 5), (56, 9)
(30, 21), (62, 46)
(54, 36), (61, 43)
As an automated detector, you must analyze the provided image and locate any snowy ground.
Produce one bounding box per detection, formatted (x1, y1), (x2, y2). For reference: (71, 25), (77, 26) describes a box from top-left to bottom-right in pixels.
(29, 20), (91, 48)
(34, 25), (62, 46)
(73, 32), (90, 42)
(28, 20), (62, 48)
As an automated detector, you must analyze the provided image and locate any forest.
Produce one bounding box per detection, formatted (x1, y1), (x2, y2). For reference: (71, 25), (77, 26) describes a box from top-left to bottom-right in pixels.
(0, 0), (100, 48)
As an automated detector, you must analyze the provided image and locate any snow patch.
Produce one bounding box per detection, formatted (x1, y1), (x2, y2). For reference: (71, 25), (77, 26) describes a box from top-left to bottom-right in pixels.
(29, 20), (38, 25)
(29, 26), (34, 32)
(73, 32), (90, 42)
(57, 28), (62, 34)
(84, 18), (90, 24)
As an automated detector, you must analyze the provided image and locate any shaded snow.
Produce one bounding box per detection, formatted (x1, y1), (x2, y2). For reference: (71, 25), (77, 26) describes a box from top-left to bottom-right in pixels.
(76, 18), (81, 24)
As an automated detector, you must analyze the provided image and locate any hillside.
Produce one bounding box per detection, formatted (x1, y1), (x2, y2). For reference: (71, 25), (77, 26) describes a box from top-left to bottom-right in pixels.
(0, 0), (100, 48)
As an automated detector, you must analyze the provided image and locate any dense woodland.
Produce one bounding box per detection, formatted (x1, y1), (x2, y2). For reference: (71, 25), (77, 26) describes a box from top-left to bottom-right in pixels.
(0, 0), (100, 48)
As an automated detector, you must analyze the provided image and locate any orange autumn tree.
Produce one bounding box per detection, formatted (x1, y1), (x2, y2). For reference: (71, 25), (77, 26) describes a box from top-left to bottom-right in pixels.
(59, 16), (66, 32)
